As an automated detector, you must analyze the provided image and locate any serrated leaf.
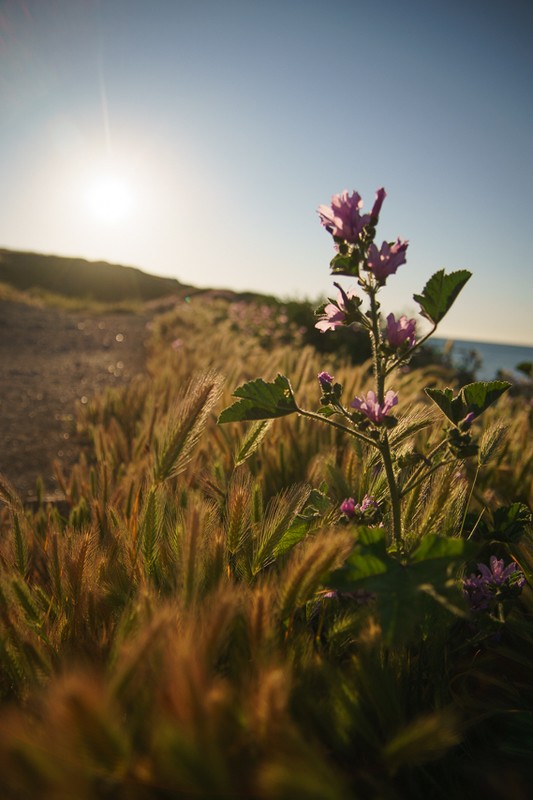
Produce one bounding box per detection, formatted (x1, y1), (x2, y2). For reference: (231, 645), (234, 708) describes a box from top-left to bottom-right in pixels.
(413, 269), (471, 324)
(425, 381), (511, 425)
(218, 374), (298, 423)
(235, 419), (273, 465)
(461, 381), (511, 418)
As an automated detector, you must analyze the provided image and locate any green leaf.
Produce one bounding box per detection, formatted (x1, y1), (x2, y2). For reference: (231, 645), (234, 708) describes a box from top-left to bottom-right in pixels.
(316, 406), (337, 417)
(218, 374), (298, 423)
(329, 252), (359, 277)
(329, 530), (471, 643)
(423, 387), (455, 423)
(425, 381), (511, 425)
(461, 381), (511, 418)
(272, 518), (309, 558)
(410, 534), (473, 585)
(413, 269), (471, 325)
(491, 503), (533, 543)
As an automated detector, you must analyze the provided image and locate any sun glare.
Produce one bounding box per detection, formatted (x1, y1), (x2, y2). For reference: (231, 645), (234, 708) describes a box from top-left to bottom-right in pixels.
(84, 173), (135, 223)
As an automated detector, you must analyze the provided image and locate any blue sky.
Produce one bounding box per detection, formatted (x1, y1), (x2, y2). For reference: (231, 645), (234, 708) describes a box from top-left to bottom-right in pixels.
(1, 0), (532, 344)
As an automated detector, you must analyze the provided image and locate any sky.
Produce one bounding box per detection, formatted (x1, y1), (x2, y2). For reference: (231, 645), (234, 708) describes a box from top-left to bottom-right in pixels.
(1, 0), (532, 345)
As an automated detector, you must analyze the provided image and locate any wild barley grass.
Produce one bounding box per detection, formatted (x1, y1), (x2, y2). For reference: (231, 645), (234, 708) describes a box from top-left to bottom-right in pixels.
(0, 284), (531, 797)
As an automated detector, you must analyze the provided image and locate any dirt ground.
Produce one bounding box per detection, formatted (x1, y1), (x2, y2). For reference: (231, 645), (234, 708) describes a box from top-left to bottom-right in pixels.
(0, 299), (154, 501)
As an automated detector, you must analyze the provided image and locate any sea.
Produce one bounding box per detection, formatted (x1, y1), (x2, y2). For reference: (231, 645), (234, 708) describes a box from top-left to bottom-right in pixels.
(430, 338), (533, 381)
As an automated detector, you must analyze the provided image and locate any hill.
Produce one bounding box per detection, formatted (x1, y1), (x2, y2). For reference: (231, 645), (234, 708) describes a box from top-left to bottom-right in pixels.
(0, 248), (190, 303)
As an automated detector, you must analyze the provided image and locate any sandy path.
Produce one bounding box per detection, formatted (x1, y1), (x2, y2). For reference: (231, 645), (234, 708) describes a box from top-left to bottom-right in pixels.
(0, 299), (152, 500)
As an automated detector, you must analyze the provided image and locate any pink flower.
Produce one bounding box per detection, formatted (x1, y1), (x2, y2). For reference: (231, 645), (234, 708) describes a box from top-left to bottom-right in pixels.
(367, 238), (409, 282)
(358, 494), (379, 513)
(350, 389), (398, 423)
(386, 313), (416, 348)
(340, 497), (356, 517)
(318, 190), (371, 243)
(340, 494), (379, 518)
(315, 289), (357, 332)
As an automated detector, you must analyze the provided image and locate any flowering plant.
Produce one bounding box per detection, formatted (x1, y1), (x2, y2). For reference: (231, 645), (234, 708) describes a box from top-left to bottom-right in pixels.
(463, 555), (525, 614)
(218, 186), (524, 642)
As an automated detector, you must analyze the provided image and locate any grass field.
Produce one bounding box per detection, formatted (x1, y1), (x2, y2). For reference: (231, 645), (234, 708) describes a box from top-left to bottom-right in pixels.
(0, 259), (532, 798)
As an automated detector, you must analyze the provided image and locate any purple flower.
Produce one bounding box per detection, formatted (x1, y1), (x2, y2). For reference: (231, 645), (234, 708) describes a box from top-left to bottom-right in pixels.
(386, 313), (417, 348)
(358, 494), (379, 513)
(318, 190), (371, 244)
(340, 497), (356, 517)
(463, 556), (526, 613)
(318, 371), (334, 390)
(479, 556), (524, 587)
(315, 289), (357, 333)
(367, 238), (409, 282)
(350, 389), (398, 423)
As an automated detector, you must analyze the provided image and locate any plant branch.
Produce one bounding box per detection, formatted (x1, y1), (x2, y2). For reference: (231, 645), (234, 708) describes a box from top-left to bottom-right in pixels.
(296, 407), (378, 449)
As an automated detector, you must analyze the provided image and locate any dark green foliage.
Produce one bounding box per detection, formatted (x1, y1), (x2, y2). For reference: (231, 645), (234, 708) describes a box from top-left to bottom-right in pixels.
(329, 528), (472, 643)
(426, 380), (511, 424)
(413, 269), (472, 325)
(218, 374), (298, 422)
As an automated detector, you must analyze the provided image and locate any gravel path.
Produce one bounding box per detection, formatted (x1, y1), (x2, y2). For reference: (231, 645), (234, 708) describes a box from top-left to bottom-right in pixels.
(0, 299), (153, 501)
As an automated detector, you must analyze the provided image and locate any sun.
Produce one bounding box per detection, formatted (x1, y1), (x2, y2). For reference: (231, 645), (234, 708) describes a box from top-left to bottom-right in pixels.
(84, 173), (135, 224)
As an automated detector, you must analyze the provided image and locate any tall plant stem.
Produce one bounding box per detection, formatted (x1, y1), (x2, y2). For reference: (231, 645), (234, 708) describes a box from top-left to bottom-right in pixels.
(379, 434), (403, 551)
(368, 286), (385, 402)
(367, 283), (402, 548)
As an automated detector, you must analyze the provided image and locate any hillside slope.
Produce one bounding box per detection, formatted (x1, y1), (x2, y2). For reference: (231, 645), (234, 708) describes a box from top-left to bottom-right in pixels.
(0, 248), (190, 302)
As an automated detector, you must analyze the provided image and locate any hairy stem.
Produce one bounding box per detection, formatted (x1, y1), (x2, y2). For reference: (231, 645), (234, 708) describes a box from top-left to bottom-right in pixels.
(296, 407), (378, 449)
(378, 433), (403, 550)
(368, 286), (385, 402)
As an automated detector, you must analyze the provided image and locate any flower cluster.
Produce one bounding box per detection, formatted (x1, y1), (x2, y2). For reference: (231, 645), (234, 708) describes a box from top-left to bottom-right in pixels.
(340, 494), (379, 518)
(463, 556), (525, 613)
(318, 187), (407, 285)
(351, 390), (398, 424)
